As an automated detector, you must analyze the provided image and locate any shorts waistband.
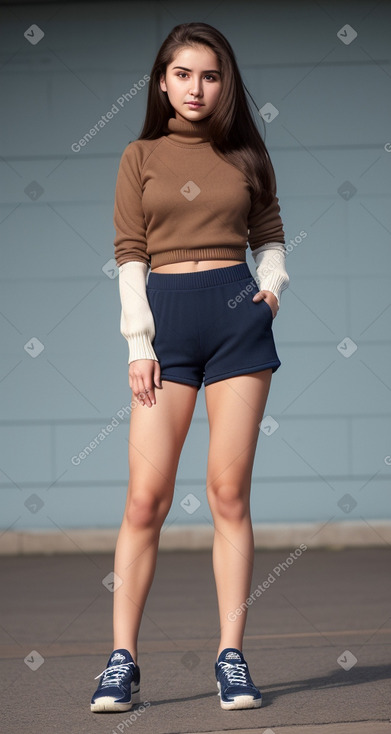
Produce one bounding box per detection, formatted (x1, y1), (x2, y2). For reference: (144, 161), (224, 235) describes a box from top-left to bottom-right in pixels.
(147, 262), (252, 290)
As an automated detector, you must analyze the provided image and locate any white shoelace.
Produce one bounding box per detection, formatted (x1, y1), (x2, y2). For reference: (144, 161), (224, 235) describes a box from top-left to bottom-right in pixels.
(94, 662), (133, 687)
(218, 661), (249, 686)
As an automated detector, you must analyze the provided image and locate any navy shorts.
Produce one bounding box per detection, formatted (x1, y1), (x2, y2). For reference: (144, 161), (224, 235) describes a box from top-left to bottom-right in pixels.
(146, 262), (281, 391)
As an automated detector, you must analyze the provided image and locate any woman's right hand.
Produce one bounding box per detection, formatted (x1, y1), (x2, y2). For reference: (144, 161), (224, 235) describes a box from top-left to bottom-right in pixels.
(129, 359), (162, 407)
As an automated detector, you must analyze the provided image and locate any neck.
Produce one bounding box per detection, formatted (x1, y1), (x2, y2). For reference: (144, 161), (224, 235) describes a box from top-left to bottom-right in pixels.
(163, 116), (211, 145)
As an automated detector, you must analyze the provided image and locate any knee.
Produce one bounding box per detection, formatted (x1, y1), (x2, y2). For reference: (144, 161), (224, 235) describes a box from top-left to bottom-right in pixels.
(124, 488), (170, 529)
(208, 483), (249, 522)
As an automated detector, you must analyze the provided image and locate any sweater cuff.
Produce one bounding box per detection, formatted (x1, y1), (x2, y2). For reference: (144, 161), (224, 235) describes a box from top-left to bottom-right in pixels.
(258, 271), (289, 306)
(125, 332), (159, 365)
(118, 260), (159, 364)
(251, 242), (289, 306)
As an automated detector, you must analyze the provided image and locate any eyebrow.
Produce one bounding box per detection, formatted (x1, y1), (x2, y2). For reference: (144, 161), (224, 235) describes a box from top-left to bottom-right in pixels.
(172, 66), (221, 75)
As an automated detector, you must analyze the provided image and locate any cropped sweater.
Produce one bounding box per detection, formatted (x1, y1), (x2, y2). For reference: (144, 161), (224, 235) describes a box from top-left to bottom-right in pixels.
(113, 116), (289, 364)
(113, 116), (285, 269)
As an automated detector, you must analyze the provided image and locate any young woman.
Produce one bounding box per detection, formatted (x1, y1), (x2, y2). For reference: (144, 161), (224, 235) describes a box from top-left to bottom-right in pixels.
(91, 21), (289, 713)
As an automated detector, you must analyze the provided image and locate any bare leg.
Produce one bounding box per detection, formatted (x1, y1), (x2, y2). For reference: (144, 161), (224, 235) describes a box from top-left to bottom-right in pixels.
(204, 370), (272, 657)
(113, 380), (198, 663)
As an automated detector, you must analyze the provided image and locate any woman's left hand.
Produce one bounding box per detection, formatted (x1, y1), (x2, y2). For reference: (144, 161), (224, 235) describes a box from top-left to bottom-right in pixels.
(252, 289), (279, 318)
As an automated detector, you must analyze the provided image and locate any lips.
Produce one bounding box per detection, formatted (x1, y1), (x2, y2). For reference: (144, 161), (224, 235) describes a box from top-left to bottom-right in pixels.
(186, 102), (203, 107)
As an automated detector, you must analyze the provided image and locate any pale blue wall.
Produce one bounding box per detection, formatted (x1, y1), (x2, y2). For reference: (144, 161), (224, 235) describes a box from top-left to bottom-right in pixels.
(1, 1), (390, 532)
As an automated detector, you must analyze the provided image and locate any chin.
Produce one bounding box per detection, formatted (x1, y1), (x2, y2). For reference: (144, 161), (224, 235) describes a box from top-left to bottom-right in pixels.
(184, 110), (208, 120)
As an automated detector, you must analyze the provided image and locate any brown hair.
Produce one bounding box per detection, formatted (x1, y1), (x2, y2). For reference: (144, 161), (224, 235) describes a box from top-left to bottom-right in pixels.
(138, 22), (277, 206)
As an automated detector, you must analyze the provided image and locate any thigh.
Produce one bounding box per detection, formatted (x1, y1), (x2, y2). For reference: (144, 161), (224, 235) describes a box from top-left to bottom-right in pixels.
(127, 380), (198, 497)
(204, 370), (272, 492)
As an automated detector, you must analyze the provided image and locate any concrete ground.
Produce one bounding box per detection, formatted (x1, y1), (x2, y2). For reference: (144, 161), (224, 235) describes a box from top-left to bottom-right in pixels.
(0, 547), (390, 734)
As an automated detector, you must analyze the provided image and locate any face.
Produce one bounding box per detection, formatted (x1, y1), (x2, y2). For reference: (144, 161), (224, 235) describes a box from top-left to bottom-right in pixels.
(160, 45), (222, 123)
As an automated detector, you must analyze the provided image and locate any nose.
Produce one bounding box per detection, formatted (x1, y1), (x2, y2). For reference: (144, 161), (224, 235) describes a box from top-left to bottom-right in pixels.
(189, 76), (203, 97)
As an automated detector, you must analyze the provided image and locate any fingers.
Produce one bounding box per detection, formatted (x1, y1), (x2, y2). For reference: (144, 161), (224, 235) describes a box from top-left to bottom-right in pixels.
(128, 359), (162, 408)
(252, 290), (279, 318)
(154, 360), (163, 390)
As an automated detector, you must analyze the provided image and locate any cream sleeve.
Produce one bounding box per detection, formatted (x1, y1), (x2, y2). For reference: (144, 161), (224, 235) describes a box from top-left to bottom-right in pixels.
(251, 242), (290, 306)
(118, 261), (159, 364)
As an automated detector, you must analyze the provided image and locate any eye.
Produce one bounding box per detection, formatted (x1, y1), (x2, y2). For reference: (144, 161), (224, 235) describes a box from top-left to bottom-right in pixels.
(175, 72), (219, 81)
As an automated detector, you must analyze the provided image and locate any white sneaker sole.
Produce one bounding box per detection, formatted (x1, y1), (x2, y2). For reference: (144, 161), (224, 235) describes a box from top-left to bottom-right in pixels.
(91, 687), (140, 713)
(217, 681), (262, 710)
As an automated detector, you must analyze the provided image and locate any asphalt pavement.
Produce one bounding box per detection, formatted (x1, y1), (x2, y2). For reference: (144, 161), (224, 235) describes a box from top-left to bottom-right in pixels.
(1, 547), (390, 733)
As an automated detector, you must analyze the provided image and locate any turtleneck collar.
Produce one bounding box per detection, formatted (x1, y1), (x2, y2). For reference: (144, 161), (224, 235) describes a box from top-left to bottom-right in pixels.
(163, 116), (211, 146)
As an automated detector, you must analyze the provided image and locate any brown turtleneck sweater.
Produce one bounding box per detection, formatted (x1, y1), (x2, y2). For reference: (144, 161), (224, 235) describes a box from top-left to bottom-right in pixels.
(113, 116), (285, 270)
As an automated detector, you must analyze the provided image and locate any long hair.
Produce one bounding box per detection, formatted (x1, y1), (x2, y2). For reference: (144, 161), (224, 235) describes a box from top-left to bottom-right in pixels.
(138, 22), (276, 205)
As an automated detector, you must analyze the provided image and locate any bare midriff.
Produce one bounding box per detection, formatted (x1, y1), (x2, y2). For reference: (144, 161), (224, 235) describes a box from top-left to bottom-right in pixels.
(151, 259), (243, 274)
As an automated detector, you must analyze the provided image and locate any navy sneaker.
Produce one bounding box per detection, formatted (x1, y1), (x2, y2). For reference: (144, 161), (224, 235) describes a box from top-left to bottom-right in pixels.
(90, 648), (140, 713)
(215, 647), (262, 710)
